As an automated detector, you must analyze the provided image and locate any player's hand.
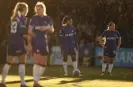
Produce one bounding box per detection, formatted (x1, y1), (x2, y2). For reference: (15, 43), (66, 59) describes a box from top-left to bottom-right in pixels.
(27, 45), (32, 57)
(30, 32), (36, 37)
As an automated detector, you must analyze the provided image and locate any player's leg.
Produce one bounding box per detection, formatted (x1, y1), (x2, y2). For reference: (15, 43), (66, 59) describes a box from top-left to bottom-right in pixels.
(0, 44), (15, 85)
(33, 48), (48, 87)
(61, 46), (69, 76)
(108, 57), (114, 76)
(71, 47), (82, 76)
(101, 48), (108, 75)
(18, 54), (27, 87)
(1, 56), (14, 85)
(33, 53), (42, 87)
(108, 49), (116, 75)
(71, 55), (77, 71)
(63, 54), (68, 76)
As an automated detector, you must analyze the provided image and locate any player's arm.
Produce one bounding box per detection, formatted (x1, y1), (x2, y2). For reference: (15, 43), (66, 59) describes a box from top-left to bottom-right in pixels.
(98, 31), (105, 47)
(39, 24), (54, 33)
(117, 31), (121, 48)
(39, 17), (54, 33)
(73, 28), (78, 49)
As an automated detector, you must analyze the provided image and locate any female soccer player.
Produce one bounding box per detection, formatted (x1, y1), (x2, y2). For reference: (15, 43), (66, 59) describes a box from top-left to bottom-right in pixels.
(59, 16), (82, 76)
(28, 2), (54, 87)
(0, 2), (29, 87)
(99, 22), (121, 76)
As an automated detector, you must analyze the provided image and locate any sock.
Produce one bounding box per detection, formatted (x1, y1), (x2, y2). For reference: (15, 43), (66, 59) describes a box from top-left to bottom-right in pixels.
(108, 64), (113, 73)
(19, 64), (26, 85)
(1, 64), (11, 84)
(72, 61), (77, 70)
(102, 63), (107, 73)
(39, 66), (45, 78)
(33, 64), (40, 83)
(63, 62), (67, 74)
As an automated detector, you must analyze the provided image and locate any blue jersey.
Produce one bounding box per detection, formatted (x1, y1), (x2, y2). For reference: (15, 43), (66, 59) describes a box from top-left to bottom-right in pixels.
(8, 14), (27, 44)
(59, 25), (77, 48)
(101, 30), (121, 48)
(29, 15), (52, 47)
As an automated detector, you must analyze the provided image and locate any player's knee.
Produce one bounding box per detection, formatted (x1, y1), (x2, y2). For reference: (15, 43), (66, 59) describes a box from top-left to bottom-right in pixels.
(72, 57), (76, 62)
(110, 58), (114, 64)
(38, 64), (46, 67)
(103, 59), (107, 63)
(7, 62), (13, 65)
(63, 55), (68, 62)
(7, 60), (14, 65)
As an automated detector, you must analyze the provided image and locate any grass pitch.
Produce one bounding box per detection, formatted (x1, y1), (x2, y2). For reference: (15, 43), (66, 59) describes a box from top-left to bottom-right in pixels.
(0, 65), (133, 87)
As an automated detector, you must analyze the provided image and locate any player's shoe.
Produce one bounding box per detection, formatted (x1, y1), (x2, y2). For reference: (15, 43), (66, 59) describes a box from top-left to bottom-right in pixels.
(100, 72), (105, 76)
(0, 83), (7, 87)
(33, 83), (43, 87)
(20, 84), (28, 87)
(108, 72), (112, 76)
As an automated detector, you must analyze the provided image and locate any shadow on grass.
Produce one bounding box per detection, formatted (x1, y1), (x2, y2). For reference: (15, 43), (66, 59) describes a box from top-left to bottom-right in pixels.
(0, 64), (133, 85)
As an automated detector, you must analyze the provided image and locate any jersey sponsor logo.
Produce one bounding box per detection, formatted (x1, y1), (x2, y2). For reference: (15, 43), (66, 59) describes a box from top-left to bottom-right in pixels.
(35, 26), (41, 30)
(107, 37), (116, 40)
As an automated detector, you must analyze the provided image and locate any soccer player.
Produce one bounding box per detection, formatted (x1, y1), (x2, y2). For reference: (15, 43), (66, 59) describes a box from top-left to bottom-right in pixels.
(99, 22), (121, 76)
(0, 2), (29, 87)
(28, 2), (54, 87)
(59, 16), (82, 76)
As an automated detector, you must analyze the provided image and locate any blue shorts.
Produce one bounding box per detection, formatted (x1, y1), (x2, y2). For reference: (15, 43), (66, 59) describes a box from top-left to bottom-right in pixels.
(8, 43), (26, 56)
(104, 46), (117, 57)
(61, 45), (76, 56)
(33, 45), (49, 56)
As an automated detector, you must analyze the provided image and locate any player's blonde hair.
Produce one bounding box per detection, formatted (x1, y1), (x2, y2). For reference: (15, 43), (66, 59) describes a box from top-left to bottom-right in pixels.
(35, 2), (47, 16)
(11, 2), (28, 21)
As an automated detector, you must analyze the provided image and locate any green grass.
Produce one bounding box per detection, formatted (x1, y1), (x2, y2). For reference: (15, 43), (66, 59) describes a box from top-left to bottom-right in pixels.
(0, 65), (133, 87)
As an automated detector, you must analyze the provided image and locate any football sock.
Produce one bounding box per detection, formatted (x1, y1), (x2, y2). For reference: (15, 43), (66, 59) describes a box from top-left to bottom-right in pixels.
(108, 64), (113, 73)
(1, 64), (11, 84)
(33, 64), (40, 83)
(102, 63), (107, 73)
(39, 66), (45, 78)
(72, 61), (77, 70)
(63, 62), (68, 74)
(19, 64), (26, 85)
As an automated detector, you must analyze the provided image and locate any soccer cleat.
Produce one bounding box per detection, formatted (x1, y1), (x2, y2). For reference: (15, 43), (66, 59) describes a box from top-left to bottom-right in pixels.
(33, 83), (43, 87)
(108, 72), (112, 76)
(100, 72), (105, 76)
(20, 84), (28, 87)
(0, 83), (7, 87)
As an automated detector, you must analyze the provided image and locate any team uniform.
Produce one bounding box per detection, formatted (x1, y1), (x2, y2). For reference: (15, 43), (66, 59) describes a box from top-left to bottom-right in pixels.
(101, 30), (121, 57)
(59, 25), (81, 77)
(29, 15), (52, 56)
(8, 15), (27, 56)
(60, 25), (77, 57)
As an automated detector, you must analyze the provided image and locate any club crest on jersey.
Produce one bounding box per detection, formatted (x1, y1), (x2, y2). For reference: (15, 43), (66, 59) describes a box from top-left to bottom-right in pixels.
(44, 21), (47, 24)
(37, 49), (40, 53)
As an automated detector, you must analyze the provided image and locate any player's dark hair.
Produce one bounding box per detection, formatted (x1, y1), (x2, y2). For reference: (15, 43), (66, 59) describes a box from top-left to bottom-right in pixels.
(62, 16), (72, 25)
